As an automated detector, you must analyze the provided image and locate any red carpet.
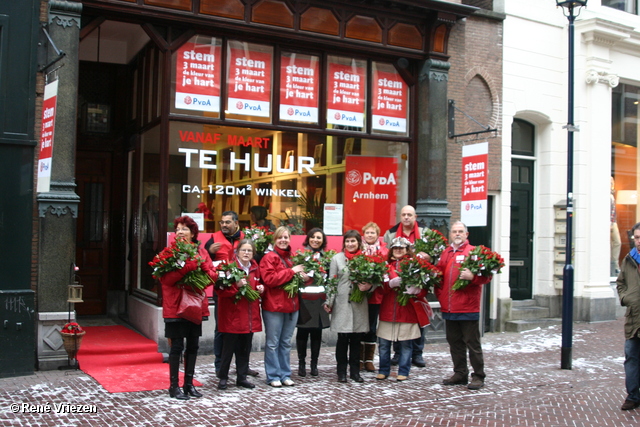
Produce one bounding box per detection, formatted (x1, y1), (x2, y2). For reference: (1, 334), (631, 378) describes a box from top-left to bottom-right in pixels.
(76, 325), (201, 393)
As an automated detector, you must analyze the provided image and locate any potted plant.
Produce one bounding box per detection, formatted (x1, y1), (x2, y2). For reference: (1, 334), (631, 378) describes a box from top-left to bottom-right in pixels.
(59, 322), (86, 361)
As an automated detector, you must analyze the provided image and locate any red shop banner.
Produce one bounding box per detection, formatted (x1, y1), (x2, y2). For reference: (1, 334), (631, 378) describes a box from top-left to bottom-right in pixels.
(326, 59), (366, 128)
(226, 41), (272, 118)
(372, 65), (408, 133)
(175, 40), (221, 113)
(461, 142), (488, 227)
(279, 53), (320, 124)
(37, 80), (58, 193)
(344, 155), (399, 233)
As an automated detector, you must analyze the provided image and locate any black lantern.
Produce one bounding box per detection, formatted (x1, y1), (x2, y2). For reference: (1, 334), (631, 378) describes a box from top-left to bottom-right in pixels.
(556, 0), (587, 371)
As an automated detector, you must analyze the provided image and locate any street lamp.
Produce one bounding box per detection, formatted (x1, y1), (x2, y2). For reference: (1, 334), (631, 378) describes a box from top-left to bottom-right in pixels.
(556, 0), (587, 370)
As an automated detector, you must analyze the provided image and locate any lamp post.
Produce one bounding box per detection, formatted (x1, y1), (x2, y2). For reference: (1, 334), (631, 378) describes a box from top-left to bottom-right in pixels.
(556, 0), (587, 371)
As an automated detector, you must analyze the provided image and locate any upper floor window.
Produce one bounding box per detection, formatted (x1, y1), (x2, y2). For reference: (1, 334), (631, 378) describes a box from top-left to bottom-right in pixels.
(602, 0), (638, 14)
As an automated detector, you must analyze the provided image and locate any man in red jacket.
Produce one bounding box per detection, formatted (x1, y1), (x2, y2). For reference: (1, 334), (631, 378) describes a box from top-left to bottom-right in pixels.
(204, 211), (250, 375)
(435, 221), (491, 390)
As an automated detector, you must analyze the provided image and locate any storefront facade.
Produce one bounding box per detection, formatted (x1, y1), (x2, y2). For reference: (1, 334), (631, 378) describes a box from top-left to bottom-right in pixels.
(502, 0), (640, 327)
(34, 0), (505, 368)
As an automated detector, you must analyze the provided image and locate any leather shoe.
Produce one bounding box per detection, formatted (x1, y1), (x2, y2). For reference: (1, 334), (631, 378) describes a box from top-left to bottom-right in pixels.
(217, 379), (228, 390)
(443, 374), (468, 386)
(236, 379), (255, 389)
(621, 399), (640, 410)
(310, 365), (319, 376)
(337, 373), (348, 383)
(350, 373), (364, 383)
(412, 358), (426, 368)
(247, 368), (260, 377)
(467, 377), (485, 390)
(183, 384), (202, 398)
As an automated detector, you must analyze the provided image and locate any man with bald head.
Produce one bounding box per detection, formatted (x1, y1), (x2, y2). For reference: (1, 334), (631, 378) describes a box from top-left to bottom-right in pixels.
(382, 205), (427, 368)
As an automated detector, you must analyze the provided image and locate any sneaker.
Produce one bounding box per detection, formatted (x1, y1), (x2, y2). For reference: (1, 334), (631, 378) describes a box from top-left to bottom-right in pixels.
(442, 374), (468, 386)
(396, 375), (408, 381)
(269, 380), (282, 388)
(282, 378), (295, 386)
(467, 377), (484, 390)
(621, 399), (640, 410)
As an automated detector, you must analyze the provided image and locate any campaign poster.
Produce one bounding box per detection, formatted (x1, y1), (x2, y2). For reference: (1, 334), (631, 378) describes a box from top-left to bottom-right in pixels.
(37, 80), (58, 193)
(226, 40), (272, 118)
(175, 38), (221, 112)
(461, 142), (489, 227)
(280, 53), (320, 124)
(372, 62), (408, 133)
(326, 57), (366, 128)
(343, 156), (398, 233)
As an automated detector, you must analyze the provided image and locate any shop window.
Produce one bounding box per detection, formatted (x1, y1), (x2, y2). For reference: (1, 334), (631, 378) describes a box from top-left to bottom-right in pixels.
(371, 61), (410, 137)
(326, 56), (367, 132)
(602, 0), (638, 14)
(511, 119), (535, 156)
(612, 83), (640, 272)
(279, 52), (321, 125)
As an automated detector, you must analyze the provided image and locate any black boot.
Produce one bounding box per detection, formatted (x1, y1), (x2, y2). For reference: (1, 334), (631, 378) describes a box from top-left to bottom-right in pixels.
(310, 336), (321, 376)
(183, 353), (202, 398)
(169, 355), (189, 400)
(296, 336), (307, 377)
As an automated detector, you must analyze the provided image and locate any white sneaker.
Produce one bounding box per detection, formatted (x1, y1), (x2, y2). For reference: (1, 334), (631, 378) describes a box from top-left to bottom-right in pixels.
(269, 380), (282, 387)
(282, 379), (295, 386)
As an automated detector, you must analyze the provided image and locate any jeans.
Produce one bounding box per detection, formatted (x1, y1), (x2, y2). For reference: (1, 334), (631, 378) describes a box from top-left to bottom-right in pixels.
(263, 310), (299, 383)
(379, 338), (412, 376)
(624, 336), (640, 402)
(392, 326), (425, 360)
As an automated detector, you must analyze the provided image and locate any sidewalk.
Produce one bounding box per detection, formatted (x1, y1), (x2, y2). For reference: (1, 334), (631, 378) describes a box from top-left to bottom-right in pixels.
(1, 317), (638, 427)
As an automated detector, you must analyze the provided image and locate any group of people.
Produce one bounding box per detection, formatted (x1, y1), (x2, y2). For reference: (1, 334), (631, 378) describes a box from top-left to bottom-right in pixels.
(157, 205), (491, 399)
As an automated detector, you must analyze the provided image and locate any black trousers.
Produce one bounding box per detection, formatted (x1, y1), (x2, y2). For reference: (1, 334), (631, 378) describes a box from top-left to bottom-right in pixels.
(219, 332), (253, 381)
(445, 319), (485, 380)
(336, 332), (364, 375)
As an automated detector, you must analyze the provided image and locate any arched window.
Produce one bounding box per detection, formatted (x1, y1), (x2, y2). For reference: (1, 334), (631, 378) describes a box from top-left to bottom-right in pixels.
(511, 119), (535, 156)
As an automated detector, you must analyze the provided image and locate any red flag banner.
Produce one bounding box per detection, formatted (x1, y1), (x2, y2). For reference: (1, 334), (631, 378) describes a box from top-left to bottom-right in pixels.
(372, 63), (408, 133)
(279, 53), (320, 124)
(226, 41), (272, 118)
(344, 156), (398, 233)
(175, 39), (221, 112)
(326, 57), (366, 128)
(37, 80), (58, 193)
(461, 142), (488, 227)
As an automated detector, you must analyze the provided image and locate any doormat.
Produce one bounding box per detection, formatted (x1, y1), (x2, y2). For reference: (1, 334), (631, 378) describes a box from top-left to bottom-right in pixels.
(76, 325), (201, 393)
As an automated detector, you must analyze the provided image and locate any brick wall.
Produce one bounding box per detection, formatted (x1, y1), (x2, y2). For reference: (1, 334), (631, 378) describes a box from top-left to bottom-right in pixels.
(446, 13), (503, 222)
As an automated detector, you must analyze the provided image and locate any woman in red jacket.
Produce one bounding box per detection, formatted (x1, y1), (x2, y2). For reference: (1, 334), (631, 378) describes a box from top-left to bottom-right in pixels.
(376, 237), (428, 382)
(160, 216), (216, 400)
(259, 226), (306, 387)
(215, 239), (264, 390)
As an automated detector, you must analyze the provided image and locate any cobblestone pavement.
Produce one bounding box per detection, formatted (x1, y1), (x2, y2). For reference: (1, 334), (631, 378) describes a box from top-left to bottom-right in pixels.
(1, 317), (639, 426)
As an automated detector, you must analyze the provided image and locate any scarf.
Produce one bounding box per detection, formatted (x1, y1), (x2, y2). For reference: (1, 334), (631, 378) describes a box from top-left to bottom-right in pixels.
(397, 221), (421, 242)
(630, 248), (640, 265)
(274, 245), (293, 268)
(344, 249), (362, 260)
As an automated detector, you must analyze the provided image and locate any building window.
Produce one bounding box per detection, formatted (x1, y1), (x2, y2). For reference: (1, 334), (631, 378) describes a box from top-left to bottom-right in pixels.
(611, 83), (640, 273)
(602, 0), (638, 14)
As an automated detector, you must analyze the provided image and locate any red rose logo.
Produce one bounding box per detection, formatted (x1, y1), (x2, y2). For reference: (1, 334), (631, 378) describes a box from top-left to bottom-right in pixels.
(287, 107), (294, 116)
(236, 101), (244, 110)
(334, 112), (342, 120)
(184, 96), (192, 105)
(379, 118), (385, 126)
(346, 169), (362, 186)
(465, 203), (470, 211)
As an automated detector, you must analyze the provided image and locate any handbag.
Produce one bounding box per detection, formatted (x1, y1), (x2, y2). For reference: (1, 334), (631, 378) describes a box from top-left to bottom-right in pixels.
(176, 287), (206, 325)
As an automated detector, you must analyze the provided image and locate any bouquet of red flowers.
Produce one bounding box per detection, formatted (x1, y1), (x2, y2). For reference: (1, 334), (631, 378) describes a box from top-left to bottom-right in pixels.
(282, 250), (326, 298)
(149, 237), (212, 291)
(346, 254), (388, 303)
(60, 322), (84, 335)
(243, 225), (274, 256)
(453, 245), (505, 290)
(413, 228), (449, 264)
(395, 256), (442, 306)
(215, 260), (260, 303)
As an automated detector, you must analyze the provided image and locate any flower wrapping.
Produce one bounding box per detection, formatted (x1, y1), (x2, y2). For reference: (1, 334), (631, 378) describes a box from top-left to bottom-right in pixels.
(395, 257), (442, 306)
(281, 250), (326, 298)
(215, 260), (260, 303)
(148, 237), (213, 292)
(243, 225), (274, 256)
(346, 254), (388, 303)
(452, 245), (505, 290)
(413, 228), (449, 264)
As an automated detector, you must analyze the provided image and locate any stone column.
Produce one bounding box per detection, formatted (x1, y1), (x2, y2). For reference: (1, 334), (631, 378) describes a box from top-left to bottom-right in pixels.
(415, 59), (452, 233)
(36, 0), (82, 370)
